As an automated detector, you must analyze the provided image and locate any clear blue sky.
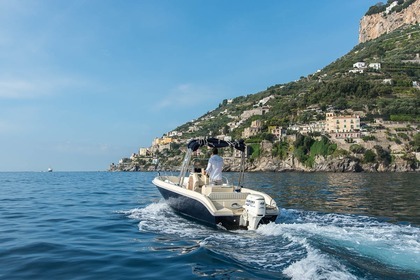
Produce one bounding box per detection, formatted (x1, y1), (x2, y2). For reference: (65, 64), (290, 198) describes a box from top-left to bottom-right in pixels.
(0, 0), (379, 171)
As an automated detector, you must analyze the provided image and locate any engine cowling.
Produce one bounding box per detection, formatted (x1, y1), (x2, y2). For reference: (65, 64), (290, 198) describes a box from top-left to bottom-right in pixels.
(242, 194), (266, 230)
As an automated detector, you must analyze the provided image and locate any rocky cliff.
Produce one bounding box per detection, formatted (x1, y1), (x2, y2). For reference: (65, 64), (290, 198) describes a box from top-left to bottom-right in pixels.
(248, 154), (419, 173)
(359, 0), (420, 43)
(245, 141), (419, 173)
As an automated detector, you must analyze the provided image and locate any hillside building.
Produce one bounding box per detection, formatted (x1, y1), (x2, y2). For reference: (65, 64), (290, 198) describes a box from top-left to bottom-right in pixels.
(386, 1), (398, 14)
(350, 62), (381, 73)
(268, 126), (287, 140)
(153, 137), (173, 146)
(242, 120), (262, 138)
(168, 130), (183, 137)
(288, 121), (326, 135)
(353, 62), (366, 68)
(139, 148), (150, 157)
(326, 113), (361, 139)
(369, 63), (381, 70)
(240, 106), (269, 120)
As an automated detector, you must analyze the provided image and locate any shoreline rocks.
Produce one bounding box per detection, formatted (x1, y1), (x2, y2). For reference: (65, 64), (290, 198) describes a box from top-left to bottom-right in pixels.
(109, 155), (419, 172)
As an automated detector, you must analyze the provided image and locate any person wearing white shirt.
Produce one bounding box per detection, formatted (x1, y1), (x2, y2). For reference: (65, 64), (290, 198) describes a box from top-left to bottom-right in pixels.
(204, 147), (223, 185)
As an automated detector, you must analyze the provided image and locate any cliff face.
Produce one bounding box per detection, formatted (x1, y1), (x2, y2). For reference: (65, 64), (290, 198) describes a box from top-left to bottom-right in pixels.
(110, 154), (419, 172)
(359, 0), (420, 43)
(248, 154), (419, 173)
(241, 140), (417, 172)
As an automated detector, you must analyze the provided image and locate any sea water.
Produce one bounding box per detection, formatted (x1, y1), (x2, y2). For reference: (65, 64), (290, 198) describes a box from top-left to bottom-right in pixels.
(0, 171), (418, 279)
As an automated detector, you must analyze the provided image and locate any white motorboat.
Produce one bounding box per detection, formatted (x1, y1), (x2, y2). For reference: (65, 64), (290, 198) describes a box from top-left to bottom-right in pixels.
(152, 138), (279, 230)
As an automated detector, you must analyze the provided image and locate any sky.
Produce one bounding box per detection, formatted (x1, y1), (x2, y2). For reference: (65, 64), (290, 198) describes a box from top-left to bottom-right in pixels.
(0, 0), (380, 171)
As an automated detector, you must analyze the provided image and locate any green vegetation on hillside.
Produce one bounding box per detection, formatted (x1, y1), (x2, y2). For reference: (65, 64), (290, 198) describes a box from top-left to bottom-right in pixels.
(166, 24), (420, 170)
(184, 25), (420, 138)
(365, 0), (417, 16)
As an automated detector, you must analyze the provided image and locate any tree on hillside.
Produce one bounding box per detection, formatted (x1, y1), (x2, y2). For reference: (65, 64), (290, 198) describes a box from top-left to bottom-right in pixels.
(374, 145), (392, 166)
(363, 149), (376, 163)
(272, 140), (289, 160)
(411, 133), (420, 152)
(365, 3), (386, 16)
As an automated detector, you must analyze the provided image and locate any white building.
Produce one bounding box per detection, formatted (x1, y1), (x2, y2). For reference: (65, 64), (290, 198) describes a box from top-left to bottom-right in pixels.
(369, 63), (381, 70)
(168, 130), (183, 137)
(139, 148), (149, 157)
(353, 62), (366, 69)
(349, 69), (364, 74)
(386, 1), (398, 14)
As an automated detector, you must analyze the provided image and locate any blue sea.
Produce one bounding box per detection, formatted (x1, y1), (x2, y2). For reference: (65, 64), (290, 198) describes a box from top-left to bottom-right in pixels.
(0, 171), (419, 280)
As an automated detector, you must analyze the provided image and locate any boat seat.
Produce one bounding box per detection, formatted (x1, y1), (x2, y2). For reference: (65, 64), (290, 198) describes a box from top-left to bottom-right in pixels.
(188, 173), (208, 191)
(208, 192), (249, 200)
(201, 185), (234, 195)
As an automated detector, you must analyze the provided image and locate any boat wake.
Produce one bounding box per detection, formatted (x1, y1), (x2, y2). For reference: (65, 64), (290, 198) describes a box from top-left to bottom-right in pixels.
(258, 209), (420, 279)
(122, 200), (214, 237)
(123, 202), (420, 279)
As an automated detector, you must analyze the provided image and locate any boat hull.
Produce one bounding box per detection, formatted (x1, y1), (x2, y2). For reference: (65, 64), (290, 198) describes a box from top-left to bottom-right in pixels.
(155, 185), (277, 230)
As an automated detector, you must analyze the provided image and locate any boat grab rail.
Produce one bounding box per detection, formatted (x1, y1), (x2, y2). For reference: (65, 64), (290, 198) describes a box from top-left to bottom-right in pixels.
(222, 176), (230, 186)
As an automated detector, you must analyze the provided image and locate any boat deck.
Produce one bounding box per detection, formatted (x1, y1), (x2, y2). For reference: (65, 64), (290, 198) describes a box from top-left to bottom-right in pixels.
(207, 191), (248, 212)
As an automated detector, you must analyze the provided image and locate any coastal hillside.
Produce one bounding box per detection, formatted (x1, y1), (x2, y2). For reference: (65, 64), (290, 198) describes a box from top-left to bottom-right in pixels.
(110, 3), (420, 172)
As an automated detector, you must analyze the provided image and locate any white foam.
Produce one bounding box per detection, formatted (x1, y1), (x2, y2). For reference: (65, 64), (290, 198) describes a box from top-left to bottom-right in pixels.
(200, 230), (294, 271)
(258, 211), (420, 274)
(123, 201), (217, 238)
(126, 200), (171, 220)
(283, 245), (358, 280)
(257, 223), (358, 279)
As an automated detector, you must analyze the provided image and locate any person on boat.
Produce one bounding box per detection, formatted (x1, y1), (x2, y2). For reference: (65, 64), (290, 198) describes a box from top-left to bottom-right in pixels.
(204, 147), (223, 185)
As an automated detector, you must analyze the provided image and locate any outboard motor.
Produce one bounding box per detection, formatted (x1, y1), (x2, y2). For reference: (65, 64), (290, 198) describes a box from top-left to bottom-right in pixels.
(241, 194), (266, 230)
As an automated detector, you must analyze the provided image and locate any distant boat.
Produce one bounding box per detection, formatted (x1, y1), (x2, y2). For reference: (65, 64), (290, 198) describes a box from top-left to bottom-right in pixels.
(47, 168), (53, 172)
